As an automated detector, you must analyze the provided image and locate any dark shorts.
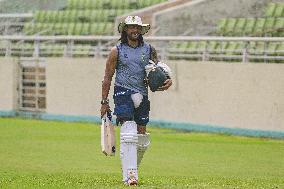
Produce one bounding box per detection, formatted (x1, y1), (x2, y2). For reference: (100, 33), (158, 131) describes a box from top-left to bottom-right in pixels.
(113, 86), (150, 126)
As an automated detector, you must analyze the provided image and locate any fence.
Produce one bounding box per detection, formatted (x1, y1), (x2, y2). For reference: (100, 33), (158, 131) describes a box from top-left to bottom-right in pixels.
(0, 35), (284, 63)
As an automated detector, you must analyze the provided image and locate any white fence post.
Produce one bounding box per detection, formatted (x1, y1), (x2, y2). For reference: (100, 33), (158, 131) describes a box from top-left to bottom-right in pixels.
(202, 41), (209, 62)
(33, 40), (40, 58)
(242, 41), (249, 63)
(5, 40), (11, 57)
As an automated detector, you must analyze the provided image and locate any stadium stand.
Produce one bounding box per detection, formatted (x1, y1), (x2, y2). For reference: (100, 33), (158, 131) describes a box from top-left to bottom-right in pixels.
(170, 2), (284, 63)
(265, 2), (284, 17)
(23, 0), (168, 36)
(0, 1), (283, 63)
(0, 0), (169, 57)
(217, 17), (284, 37)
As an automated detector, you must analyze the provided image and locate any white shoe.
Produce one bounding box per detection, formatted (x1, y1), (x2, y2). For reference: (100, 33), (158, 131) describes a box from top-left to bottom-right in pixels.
(124, 171), (138, 186)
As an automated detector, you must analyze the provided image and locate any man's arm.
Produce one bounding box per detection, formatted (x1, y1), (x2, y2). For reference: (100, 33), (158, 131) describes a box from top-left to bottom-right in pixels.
(100, 46), (118, 117)
(150, 45), (159, 64)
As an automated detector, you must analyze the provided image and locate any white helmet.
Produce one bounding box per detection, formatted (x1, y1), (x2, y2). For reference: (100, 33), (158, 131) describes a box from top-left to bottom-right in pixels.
(118, 16), (150, 35)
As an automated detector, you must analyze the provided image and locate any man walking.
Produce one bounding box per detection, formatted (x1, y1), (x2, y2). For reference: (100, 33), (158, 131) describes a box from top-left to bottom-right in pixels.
(100, 15), (172, 185)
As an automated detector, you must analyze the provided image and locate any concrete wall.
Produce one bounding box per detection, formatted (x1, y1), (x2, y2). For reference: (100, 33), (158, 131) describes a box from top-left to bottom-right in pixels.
(0, 58), (17, 111)
(45, 58), (107, 116)
(149, 61), (284, 132)
(154, 0), (284, 36)
(45, 58), (284, 132)
(1, 58), (283, 134)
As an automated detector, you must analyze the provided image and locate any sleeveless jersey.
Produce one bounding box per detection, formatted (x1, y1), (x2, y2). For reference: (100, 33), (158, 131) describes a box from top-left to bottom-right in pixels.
(115, 42), (151, 96)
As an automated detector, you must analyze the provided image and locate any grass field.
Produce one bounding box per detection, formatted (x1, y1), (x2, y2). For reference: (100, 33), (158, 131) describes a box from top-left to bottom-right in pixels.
(0, 118), (283, 189)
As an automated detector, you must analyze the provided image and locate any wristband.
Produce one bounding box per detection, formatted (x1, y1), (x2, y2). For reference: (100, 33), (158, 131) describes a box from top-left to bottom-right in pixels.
(101, 99), (109, 105)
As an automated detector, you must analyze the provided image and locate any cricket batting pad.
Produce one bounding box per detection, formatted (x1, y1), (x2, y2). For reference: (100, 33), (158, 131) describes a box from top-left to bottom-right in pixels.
(120, 121), (138, 182)
(101, 112), (116, 156)
(137, 133), (150, 167)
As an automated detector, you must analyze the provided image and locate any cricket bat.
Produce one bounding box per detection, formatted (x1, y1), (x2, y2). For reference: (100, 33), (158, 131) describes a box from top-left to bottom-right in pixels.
(101, 112), (116, 156)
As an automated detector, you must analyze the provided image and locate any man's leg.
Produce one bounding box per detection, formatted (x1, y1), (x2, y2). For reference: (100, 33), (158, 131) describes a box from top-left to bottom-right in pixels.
(134, 94), (151, 168)
(131, 93), (149, 136)
(137, 125), (150, 167)
(137, 125), (146, 134)
(120, 121), (138, 185)
(113, 86), (138, 185)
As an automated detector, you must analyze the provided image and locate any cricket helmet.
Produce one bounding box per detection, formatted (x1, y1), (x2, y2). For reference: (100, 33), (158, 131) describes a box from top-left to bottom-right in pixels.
(147, 66), (168, 92)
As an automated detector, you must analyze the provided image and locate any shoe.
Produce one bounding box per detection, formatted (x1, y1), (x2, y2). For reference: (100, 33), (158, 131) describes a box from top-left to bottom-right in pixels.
(124, 178), (138, 186)
(128, 178), (138, 186)
(124, 171), (138, 186)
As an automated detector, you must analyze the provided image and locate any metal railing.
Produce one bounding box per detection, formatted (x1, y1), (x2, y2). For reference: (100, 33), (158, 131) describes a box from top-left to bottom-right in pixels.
(0, 35), (283, 63)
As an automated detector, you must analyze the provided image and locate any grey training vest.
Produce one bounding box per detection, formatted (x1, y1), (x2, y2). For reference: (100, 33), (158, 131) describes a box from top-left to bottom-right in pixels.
(115, 42), (151, 96)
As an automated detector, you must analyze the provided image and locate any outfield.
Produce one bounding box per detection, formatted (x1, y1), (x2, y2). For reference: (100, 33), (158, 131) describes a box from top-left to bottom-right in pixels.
(0, 118), (283, 189)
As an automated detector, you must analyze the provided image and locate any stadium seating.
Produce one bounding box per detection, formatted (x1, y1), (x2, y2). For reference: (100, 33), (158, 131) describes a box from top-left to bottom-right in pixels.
(170, 40), (284, 63)
(1, 0), (168, 57)
(33, 9), (133, 23)
(217, 2), (284, 37)
(170, 2), (284, 63)
(2, 1), (283, 62)
(217, 17), (284, 37)
(66, 0), (166, 10)
(265, 3), (284, 17)
(23, 0), (167, 36)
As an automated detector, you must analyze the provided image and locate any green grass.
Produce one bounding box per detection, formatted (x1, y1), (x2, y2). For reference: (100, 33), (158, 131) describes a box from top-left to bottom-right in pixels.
(0, 118), (283, 189)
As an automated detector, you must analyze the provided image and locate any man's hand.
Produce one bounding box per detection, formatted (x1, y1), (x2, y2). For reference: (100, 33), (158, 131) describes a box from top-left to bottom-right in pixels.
(157, 79), (172, 91)
(100, 104), (110, 118)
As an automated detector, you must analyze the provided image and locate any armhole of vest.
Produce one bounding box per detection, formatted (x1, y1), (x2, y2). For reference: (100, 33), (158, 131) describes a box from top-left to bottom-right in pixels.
(115, 44), (120, 69)
(149, 44), (153, 61)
